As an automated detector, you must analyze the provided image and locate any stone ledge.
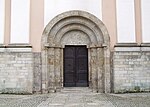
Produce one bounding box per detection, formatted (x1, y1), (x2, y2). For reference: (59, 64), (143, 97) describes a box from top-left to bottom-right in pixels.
(0, 44), (32, 48)
(115, 43), (150, 47)
(0, 44), (32, 52)
(0, 44), (5, 47)
(0, 48), (32, 52)
(114, 43), (150, 52)
(141, 43), (150, 47)
(114, 43), (138, 47)
(114, 47), (150, 52)
(114, 47), (140, 52)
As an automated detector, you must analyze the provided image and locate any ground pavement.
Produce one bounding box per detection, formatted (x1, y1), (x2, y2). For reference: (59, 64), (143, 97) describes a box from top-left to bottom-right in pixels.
(0, 87), (150, 107)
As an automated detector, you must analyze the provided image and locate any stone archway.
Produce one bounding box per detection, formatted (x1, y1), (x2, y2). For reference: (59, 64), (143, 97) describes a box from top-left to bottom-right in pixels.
(42, 10), (111, 93)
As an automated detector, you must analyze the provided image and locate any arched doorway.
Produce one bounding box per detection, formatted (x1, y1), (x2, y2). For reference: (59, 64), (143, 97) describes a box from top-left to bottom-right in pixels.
(41, 10), (111, 93)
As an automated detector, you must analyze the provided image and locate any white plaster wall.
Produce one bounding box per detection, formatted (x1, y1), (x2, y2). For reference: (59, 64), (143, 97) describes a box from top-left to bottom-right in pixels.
(11, 0), (30, 43)
(141, 0), (150, 43)
(44, 0), (102, 26)
(0, 0), (5, 43)
(116, 0), (136, 43)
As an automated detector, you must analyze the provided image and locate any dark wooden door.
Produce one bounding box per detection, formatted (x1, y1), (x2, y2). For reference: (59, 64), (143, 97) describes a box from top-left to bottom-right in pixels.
(64, 46), (88, 87)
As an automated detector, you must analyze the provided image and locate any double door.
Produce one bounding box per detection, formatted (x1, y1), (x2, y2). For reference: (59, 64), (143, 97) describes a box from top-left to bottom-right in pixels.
(64, 46), (88, 87)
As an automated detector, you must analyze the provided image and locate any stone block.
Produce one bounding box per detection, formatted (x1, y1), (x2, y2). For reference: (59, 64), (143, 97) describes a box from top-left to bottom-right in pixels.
(113, 48), (150, 93)
(0, 49), (33, 94)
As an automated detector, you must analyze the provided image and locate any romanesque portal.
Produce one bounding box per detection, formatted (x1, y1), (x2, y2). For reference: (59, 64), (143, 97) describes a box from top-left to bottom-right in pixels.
(41, 11), (111, 93)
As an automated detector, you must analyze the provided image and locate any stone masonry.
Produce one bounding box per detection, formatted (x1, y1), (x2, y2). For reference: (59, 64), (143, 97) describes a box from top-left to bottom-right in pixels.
(0, 47), (33, 94)
(1, 11), (150, 94)
(42, 10), (111, 93)
(113, 46), (150, 93)
(33, 53), (42, 93)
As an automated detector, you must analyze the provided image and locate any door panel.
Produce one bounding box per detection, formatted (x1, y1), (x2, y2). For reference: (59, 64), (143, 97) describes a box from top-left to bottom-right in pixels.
(64, 46), (88, 87)
(64, 47), (75, 87)
(76, 47), (88, 86)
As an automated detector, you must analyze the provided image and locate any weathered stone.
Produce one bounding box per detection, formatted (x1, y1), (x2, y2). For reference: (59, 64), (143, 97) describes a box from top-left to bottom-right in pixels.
(41, 10), (111, 93)
(0, 48), (33, 94)
(33, 53), (42, 93)
(113, 47), (150, 93)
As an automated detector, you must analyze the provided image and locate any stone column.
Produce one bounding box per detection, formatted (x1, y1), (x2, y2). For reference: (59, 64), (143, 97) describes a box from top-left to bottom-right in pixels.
(104, 47), (111, 93)
(97, 47), (104, 93)
(33, 53), (42, 93)
(54, 48), (61, 92)
(60, 48), (64, 87)
(41, 48), (48, 93)
(90, 48), (98, 92)
(47, 47), (55, 92)
(88, 48), (92, 88)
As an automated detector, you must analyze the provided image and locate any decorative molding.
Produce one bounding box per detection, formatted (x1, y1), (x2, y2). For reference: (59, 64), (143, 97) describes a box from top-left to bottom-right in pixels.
(41, 10), (111, 93)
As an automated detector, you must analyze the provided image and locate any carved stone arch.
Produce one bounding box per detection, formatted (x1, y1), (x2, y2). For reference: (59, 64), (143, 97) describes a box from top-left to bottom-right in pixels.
(42, 10), (111, 93)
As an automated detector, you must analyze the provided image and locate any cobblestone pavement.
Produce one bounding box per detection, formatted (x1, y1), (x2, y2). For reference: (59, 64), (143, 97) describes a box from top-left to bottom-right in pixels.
(0, 88), (150, 107)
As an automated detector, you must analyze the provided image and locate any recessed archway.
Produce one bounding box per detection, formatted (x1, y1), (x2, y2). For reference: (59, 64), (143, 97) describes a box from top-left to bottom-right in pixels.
(42, 10), (111, 93)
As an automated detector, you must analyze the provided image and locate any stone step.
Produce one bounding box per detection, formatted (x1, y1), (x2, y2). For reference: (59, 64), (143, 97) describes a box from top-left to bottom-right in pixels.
(61, 87), (92, 93)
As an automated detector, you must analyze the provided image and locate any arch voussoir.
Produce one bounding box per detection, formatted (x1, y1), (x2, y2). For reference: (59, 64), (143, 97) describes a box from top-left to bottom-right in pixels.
(41, 10), (111, 93)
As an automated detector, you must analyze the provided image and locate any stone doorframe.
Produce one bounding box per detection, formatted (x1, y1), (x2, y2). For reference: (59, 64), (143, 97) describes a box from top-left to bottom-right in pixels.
(41, 10), (111, 93)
